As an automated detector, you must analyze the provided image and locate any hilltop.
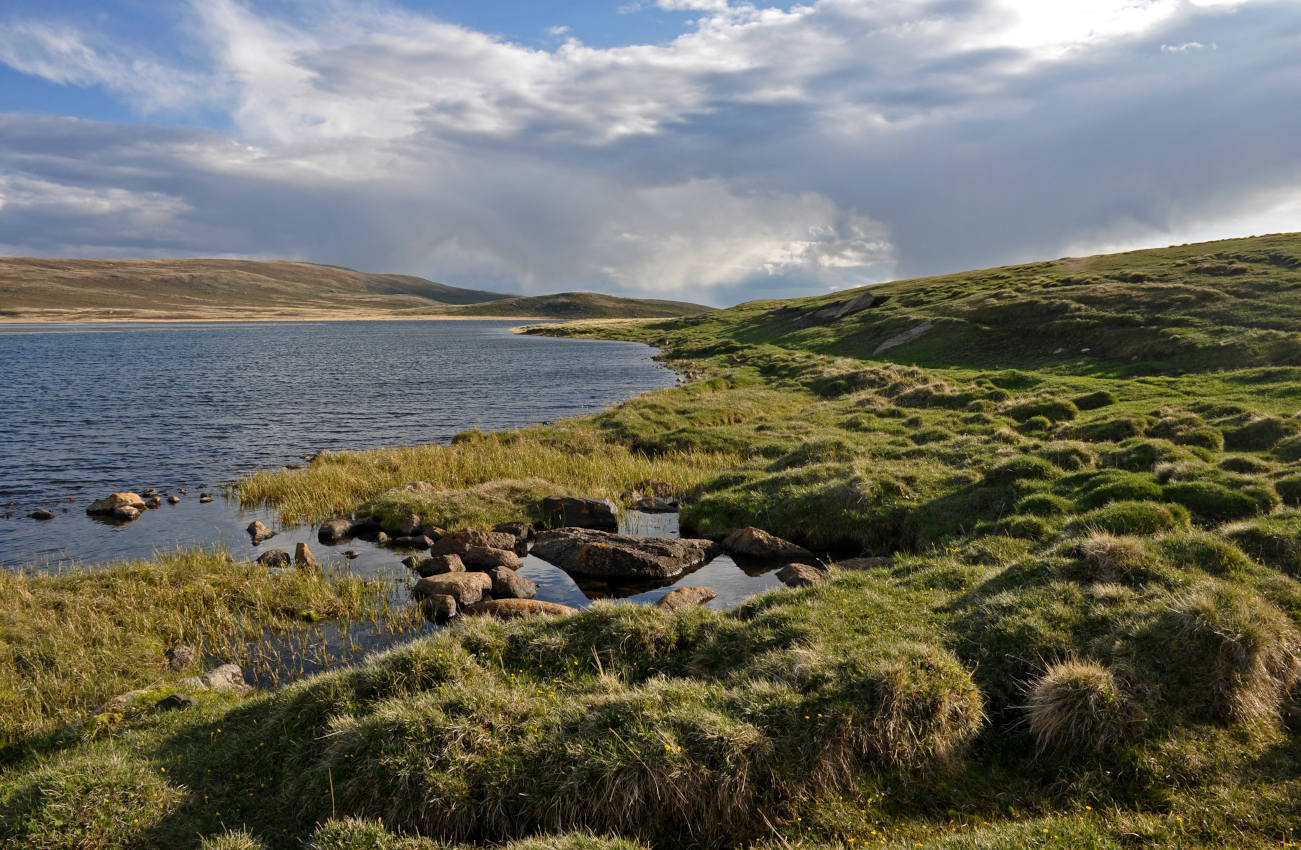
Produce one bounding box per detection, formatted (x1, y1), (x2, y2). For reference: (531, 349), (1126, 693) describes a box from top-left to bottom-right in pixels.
(0, 257), (710, 321)
(7, 233), (1301, 849)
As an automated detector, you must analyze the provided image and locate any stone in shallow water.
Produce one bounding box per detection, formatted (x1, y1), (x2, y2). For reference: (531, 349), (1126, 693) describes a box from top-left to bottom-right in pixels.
(255, 549), (291, 568)
(86, 492), (145, 515)
(657, 585), (717, 610)
(413, 553), (465, 577)
(247, 520), (275, 545)
(776, 563), (825, 587)
(541, 496), (619, 531)
(294, 542), (318, 568)
(531, 528), (717, 581)
(488, 565), (537, 599)
(318, 518), (352, 544)
(721, 526), (815, 563)
(413, 572), (491, 606)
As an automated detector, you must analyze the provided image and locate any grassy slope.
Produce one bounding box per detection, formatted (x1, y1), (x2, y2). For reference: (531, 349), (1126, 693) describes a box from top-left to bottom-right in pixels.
(0, 258), (711, 321)
(9, 233), (1301, 849)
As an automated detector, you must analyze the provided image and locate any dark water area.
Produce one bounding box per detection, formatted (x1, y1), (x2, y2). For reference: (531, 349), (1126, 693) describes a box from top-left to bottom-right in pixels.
(0, 321), (786, 655)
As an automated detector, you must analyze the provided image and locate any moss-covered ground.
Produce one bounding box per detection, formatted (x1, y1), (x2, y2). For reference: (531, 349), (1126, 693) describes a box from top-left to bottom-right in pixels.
(8, 233), (1301, 847)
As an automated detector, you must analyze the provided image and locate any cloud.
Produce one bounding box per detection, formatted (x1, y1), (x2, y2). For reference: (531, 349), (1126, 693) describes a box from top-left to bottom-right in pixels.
(0, 0), (1298, 304)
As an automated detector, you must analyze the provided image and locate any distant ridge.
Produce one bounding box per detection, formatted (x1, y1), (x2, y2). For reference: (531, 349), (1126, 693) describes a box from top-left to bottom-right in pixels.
(0, 258), (711, 321)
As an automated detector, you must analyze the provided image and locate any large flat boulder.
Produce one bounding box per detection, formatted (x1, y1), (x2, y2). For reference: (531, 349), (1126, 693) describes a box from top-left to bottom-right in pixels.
(542, 496), (618, 531)
(721, 526), (815, 563)
(531, 528), (717, 581)
(462, 599), (576, 620)
(413, 572), (491, 606)
(430, 529), (518, 555)
(86, 492), (146, 515)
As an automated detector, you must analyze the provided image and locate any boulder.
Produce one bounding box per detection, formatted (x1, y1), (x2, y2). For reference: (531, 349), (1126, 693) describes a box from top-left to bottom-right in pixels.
(413, 554), (466, 577)
(318, 518), (353, 545)
(28, 509), (54, 520)
(398, 514), (423, 536)
(247, 520), (275, 545)
(201, 663), (252, 694)
(421, 593), (459, 623)
(429, 529), (518, 556)
(167, 495), (181, 505)
(376, 531), (391, 546)
(488, 566), (538, 600)
(256, 549), (291, 568)
(198, 493), (214, 504)
(145, 497), (162, 509)
(419, 525), (447, 542)
(462, 599), (577, 620)
(348, 517), (383, 541)
(343, 549), (360, 559)
(294, 542), (318, 568)
(113, 506), (142, 522)
(462, 545), (523, 571)
(542, 496), (618, 531)
(413, 572), (492, 606)
(531, 528), (717, 581)
(633, 496), (679, 513)
(86, 492), (146, 515)
(776, 563), (825, 587)
(165, 644), (197, 671)
(493, 521), (535, 542)
(721, 527), (815, 563)
(389, 535), (432, 550)
(657, 585), (717, 610)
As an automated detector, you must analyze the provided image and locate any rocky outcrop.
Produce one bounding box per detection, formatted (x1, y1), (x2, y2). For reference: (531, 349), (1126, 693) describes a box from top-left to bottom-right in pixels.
(318, 518), (353, 544)
(413, 553), (466, 577)
(462, 599), (576, 620)
(247, 520), (275, 545)
(776, 563), (825, 587)
(86, 492), (146, 516)
(294, 542), (318, 568)
(721, 527), (815, 563)
(531, 528), (717, 580)
(255, 549), (291, 568)
(488, 566), (537, 600)
(413, 572), (492, 606)
(657, 585), (717, 610)
(542, 496), (618, 531)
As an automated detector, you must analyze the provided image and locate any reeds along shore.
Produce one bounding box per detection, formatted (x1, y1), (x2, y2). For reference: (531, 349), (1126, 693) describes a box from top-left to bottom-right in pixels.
(6, 232), (1301, 848)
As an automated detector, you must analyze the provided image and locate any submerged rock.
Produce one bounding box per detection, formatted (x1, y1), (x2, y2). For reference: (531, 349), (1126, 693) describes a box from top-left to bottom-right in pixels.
(542, 496), (618, 531)
(657, 585), (717, 610)
(247, 520), (275, 545)
(462, 598), (576, 620)
(198, 493), (214, 504)
(28, 509), (54, 520)
(145, 497), (162, 509)
(167, 495), (181, 505)
(113, 506), (142, 522)
(721, 526), (815, 563)
(390, 534), (433, 550)
(532, 528), (717, 581)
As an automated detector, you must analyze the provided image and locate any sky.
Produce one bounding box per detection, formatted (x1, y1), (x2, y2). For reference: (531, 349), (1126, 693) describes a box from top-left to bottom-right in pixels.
(0, 0), (1298, 305)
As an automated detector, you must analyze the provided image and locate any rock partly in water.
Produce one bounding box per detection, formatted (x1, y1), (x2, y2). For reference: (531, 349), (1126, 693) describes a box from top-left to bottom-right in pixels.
(657, 585), (717, 610)
(86, 492), (146, 515)
(421, 593), (458, 623)
(488, 566), (538, 600)
(721, 526), (815, 563)
(413, 553), (466, 577)
(430, 529), (518, 555)
(318, 518), (353, 545)
(113, 506), (142, 522)
(389, 535), (432, 550)
(255, 549), (291, 568)
(165, 644), (197, 671)
(493, 521), (535, 545)
(343, 549), (360, 559)
(413, 572), (492, 606)
(145, 496), (162, 509)
(198, 493), (214, 504)
(167, 495), (181, 505)
(247, 520), (275, 545)
(28, 509), (55, 520)
(531, 528), (716, 580)
(294, 542), (318, 568)
(633, 496), (679, 513)
(462, 545), (523, 571)
(462, 599), (576, 620)
(542, 496), (618, 531)
(776, 563), (826, 587)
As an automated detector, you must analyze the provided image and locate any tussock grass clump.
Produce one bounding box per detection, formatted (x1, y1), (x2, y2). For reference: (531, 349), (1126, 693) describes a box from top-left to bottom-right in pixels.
(1026, 660), (1131, 754)
(1102, 438), (1189, 472)
(1163, 479), (1278, 522)
(1073, 470), (1164, 509)
(1069, 414), (1150, 443)
(1074, 532), (1151, 583)
(1017, 493), (1072, 516)
(201, 832), (269, 850)
(1221, 415), (1299, 451)
(1073, 389), (1118, 410)
(1275, 473), (1301, 506)
(1037, 440), (1096, 471)
(1004, 396), (1078, 423)
(1218, 454), (1273, 474)
(1272, 432), (1301, 461)
(1221, 513), (1301, 574)
(1152, 531), (1254, 575)
(983, 456), (1059, 485)
(1068, 501), (1190, 536)
(1161, 583), (1301, 724)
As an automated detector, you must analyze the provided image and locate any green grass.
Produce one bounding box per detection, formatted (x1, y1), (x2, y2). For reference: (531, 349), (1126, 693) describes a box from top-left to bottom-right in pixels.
(11, 233), (1301, 848)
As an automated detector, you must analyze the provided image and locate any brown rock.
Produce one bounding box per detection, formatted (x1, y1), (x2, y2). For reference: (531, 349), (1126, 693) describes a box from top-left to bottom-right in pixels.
(113, 506), (142, 521)
(256, 549), (291, 568)
(28, 509), (55, 520)
(721, 527), (815, 563)
(461, 545), (523, 571)
(776, 563), (825, 587)
(294, 542), (318, 568)
(462, 599), (576, 620)
(247, 520), (275, 545)
(398, 514), (423, 535)
(429, 529), (518, 556)
(198, 493), (214, 504)
(167, 495), (181, 505)
(86, 492), (146, 515)
(412, 553), (466, 577)
(421, 593), (458, 623)
(390, 535), (433, 550)
(541, 496), (618, 531)
(488, 566), (537, 599)
(633, 496), (678, 513)
(145, 497), (162, 509)
(531, 528), (716, 580)
(413, 572), (492, 606)
(657, 586), (717, 610)
(318, 518), (353, 544)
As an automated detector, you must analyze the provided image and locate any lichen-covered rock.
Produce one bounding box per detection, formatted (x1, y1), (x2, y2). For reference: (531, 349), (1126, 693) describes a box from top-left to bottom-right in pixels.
(532, 528), (716, 580)
(722, 526), (815, 563)
(429, 529), (519, 556)
(413, 553), (466, 577)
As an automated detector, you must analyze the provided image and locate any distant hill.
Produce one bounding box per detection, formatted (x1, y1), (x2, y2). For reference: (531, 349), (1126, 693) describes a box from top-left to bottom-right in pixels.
(0, 258), (710, 321)
(441, 292), (712, 320)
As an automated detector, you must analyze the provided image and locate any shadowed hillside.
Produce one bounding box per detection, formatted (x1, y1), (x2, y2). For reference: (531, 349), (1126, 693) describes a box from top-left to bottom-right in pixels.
(443, 291), (712, 319)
